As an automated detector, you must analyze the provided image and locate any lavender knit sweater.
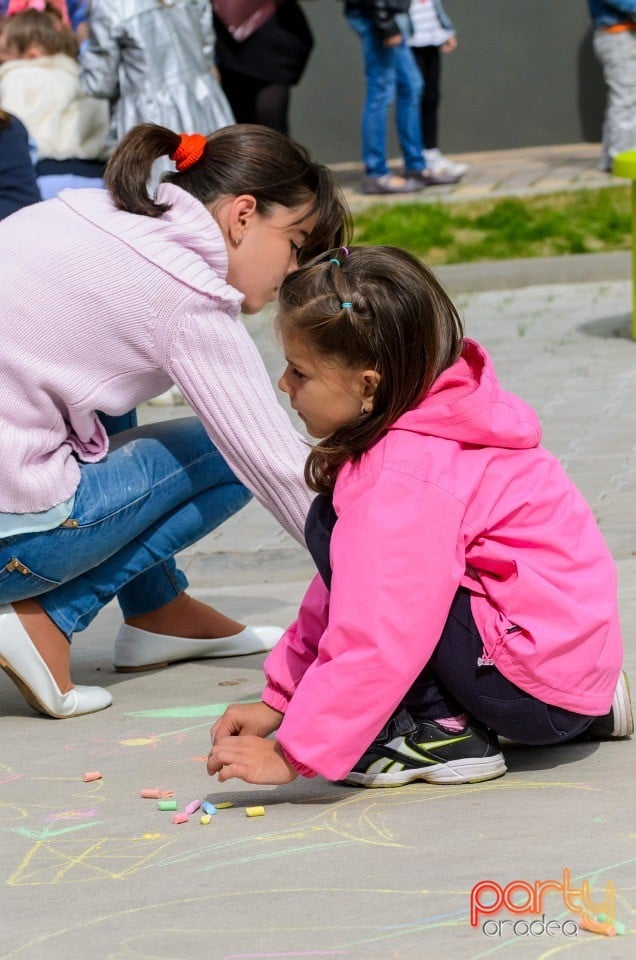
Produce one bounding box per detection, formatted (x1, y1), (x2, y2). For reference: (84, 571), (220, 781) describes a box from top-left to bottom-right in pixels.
(0, 183), (311, 542)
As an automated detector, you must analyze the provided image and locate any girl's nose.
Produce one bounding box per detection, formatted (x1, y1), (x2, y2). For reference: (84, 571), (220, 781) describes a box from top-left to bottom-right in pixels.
(278, 372), (290, 395)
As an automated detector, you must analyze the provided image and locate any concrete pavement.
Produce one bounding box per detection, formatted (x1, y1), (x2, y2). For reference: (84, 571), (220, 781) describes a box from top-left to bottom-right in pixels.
(334, 141), (623, 210)
(1, 151), (635, 959)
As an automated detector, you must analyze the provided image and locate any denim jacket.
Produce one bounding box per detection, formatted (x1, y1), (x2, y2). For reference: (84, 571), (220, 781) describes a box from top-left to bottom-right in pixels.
(345, 0), (453, 41)
(434, 0), (454, 33)
(344, 0), (411, 40)
(588, 0), (636, 28)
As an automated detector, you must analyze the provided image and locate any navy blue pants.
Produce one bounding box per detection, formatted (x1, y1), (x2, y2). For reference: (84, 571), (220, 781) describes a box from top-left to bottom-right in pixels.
(305, 494), (597, 745)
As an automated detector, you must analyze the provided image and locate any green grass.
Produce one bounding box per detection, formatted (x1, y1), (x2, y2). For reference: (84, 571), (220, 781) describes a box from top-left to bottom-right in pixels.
(352, 187), (633, 264)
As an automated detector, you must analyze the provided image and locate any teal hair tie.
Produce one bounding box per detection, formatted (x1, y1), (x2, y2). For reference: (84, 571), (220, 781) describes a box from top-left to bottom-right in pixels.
(341, 301), (352, 308)
(329, 258), (341, 266)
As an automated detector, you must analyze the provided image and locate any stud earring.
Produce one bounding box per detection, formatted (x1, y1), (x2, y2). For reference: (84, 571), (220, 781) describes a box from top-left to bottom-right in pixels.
(234, 236), (243, 247)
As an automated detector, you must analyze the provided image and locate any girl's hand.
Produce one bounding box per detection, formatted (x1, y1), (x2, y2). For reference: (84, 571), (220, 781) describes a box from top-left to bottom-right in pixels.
(210, 702), (282, 743)
(207, 735), (298, 785)
(441, 37), (457, 53)
(383, 33), (403, 47)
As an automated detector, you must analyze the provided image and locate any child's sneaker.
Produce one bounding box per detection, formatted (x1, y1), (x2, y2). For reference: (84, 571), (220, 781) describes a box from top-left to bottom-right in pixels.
(343, 709), (506, 788)
(583, 671), (634, 739)
(424, 147), (468, 178)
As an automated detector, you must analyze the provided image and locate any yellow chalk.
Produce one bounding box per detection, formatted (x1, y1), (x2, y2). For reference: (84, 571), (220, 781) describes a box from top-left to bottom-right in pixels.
(245, 806), (265, 817)
(200, 814), (212, 825)
(215, 801), (233, 809)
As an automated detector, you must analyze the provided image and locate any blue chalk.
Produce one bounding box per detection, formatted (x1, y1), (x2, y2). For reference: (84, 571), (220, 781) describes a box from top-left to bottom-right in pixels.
(201, 801), (217, 815)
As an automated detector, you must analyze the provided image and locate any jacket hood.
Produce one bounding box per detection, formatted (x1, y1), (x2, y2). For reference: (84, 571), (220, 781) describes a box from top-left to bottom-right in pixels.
(389, 338), (541, 449)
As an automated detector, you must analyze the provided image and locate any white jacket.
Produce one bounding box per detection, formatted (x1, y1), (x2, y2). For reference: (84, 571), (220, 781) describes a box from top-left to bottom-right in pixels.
(0, 54), (109, 161)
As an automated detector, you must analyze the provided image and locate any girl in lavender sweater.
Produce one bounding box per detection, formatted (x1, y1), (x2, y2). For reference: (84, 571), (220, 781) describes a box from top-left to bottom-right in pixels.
(0, 121), (349, 719)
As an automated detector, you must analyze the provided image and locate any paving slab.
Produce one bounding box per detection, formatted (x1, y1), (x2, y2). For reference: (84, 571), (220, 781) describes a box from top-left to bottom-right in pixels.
(1, 267), (635, 956)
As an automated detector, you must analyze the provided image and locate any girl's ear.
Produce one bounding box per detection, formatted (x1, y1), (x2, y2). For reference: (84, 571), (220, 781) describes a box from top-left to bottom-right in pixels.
(362, 370), (381, 399)
(209, 194), (258, 248)
(360, 370), (381, 413)
(227, 194), (258, 247)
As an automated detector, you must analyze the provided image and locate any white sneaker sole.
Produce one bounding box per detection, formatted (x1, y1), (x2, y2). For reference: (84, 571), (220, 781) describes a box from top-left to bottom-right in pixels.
(343, 753), (507, 788)
(612, 671), (634, 737)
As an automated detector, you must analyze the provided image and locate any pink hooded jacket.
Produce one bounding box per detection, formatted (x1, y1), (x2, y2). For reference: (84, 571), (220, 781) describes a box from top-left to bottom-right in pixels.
(262, 340), (623, 781)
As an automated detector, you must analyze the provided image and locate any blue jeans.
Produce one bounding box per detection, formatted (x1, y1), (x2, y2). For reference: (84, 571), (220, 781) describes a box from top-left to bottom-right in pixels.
(347, 13), (424, 177)
(0, 418), (251, 638)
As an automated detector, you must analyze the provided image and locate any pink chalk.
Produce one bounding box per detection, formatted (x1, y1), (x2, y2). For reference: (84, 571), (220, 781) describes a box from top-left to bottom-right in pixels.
(172, 812), (189, 825)
(184, 799), (201, 815)
(140, 788), (173, 799)
(83, 771), (102, 782)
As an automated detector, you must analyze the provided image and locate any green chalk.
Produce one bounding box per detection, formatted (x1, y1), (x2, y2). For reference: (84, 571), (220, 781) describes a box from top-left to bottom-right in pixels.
(157, 799), (178, 811)
(596, 914), (626, 936)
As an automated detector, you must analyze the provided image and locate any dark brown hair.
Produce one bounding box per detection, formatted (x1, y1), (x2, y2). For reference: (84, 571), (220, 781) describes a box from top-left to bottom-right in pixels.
(104, 123), (351, 261)
(0, 8), (78, 58)
(277, 245), (464, 493)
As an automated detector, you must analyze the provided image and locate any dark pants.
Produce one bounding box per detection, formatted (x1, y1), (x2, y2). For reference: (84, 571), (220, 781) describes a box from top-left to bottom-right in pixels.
(305, 494), (596, 746)
(219, 67), (290, 135)
(412, 45), (441, 150)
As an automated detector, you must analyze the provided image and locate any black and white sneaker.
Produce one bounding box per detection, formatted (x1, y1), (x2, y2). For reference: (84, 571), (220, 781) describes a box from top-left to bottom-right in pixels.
(582, 672), (634, 739)
(343, 709), (507, 788)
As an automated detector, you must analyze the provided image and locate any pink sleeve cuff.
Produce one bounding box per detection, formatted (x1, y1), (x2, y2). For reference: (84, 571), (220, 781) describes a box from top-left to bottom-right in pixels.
(261, 684), (291, 715)
(280, 744), (317, 779)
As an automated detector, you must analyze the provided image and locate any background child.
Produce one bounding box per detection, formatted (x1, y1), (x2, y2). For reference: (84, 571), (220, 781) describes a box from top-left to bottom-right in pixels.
(213, 0), (314, 137)
(0, 5), (109, 198)
(408, 0), (467, 179)
(207, 245), (630, 788)
(343, 0), (460, 194)
(79, 0), (234, 149)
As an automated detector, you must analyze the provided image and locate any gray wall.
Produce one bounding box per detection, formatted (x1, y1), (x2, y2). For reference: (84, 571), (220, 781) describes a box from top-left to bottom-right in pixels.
(290, 0), (606, 165)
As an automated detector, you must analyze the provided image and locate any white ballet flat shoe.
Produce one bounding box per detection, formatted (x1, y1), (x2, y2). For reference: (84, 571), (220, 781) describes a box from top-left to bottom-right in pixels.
(0, 604), (112, 718)
(113, 623), (284, 672)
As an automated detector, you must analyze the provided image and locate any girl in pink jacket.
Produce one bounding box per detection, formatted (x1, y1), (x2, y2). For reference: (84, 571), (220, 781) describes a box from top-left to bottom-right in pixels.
(207, 245), (631, 788)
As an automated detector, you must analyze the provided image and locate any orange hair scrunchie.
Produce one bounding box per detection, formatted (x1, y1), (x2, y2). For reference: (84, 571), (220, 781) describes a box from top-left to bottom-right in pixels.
(170, 133), (207, 172)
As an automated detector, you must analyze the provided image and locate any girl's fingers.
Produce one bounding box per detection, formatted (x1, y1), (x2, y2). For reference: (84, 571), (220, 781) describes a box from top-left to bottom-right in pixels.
(217, 761), (255, 783)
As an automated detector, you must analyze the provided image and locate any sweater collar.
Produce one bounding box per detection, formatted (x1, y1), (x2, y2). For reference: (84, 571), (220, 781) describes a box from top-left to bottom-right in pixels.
(58, 183), (244, 306)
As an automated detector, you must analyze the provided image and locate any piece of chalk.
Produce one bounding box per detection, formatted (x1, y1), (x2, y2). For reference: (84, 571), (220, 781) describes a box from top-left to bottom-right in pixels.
(245, 806), (265, 817)
(185, 799), (202, 815)
(157, 799), (178, 811)
(83, 771), (102, 782)
(201, 801), (217, 815)
(172, 812), (189, 824)
(215, 801), (233, 809)
(598, 915), (627, 936)
(200, 814), (212, 825)
(140, 788), (173, 799)
(579, 915), (616, 937)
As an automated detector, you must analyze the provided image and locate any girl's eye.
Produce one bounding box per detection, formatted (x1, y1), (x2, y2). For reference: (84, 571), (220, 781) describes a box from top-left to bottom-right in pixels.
(292, 367), (306, 380)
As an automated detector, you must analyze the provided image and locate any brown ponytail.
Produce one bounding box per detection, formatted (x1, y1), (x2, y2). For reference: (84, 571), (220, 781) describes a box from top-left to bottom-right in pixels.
(104, 124), (181, 218)
(104, 122), (351, 259)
